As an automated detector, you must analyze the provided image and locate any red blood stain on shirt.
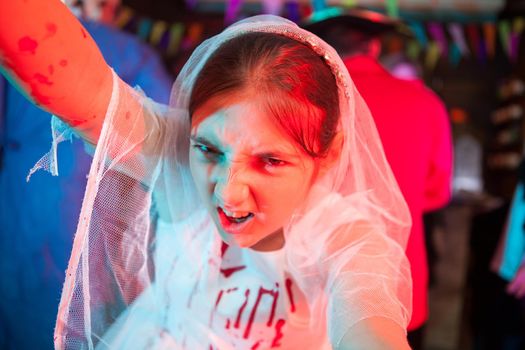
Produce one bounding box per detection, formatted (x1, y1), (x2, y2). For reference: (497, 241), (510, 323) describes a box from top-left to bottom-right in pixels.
(243, 286), (279, 339)
(266, 284), (279, 327)
(220, 241), (229, 257)
(18, 36), (38, 54)
(251, 340), (262, 349)
(220, 265), (246, 278)
(34, 73), (53, 86)
(285, 278), (296, 313)
(59, 59), (68, 67)
(234, 289), (250, 329)
(81, 28), (87, 38)
(271, 319), (285, 347)
(48, 65), (54, 75)
(209, 289), (224, 327)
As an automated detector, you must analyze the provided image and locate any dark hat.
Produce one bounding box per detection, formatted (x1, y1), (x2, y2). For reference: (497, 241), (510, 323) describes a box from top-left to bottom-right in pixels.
(301, 7), (412, 38)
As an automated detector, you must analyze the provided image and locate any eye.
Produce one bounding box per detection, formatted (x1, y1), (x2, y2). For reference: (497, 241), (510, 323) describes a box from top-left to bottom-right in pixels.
(262, 156), (286, 167)
(192, 143), (222, 162)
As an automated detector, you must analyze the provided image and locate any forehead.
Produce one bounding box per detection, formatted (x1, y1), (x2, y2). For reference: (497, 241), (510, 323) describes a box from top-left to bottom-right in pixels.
(191, 96), (299, 153)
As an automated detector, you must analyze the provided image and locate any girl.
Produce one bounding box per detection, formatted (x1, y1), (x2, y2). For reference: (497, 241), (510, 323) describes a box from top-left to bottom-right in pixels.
(0, 1), (412, 348)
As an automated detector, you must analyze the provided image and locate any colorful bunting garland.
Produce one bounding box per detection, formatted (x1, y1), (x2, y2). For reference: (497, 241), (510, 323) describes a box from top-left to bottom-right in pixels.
(112, 4), (525, 68)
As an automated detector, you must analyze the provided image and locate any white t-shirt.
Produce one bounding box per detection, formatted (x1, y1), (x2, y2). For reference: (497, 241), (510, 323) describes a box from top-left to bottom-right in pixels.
(98, 210), (331, 349)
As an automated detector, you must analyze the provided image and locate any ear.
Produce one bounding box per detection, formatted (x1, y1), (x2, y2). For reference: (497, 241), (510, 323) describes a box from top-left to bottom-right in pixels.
(367, 39), (382, 59)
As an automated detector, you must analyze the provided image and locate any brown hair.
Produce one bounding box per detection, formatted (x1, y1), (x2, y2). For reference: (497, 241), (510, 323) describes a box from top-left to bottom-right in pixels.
(189, 32), (340, 158)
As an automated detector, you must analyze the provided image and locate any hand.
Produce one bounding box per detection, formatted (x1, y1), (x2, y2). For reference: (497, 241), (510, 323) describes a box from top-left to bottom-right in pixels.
(507, 263), (525, 298)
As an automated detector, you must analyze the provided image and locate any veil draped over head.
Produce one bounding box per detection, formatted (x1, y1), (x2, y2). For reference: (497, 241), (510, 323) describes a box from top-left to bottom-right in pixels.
(53, 15), (412, 349)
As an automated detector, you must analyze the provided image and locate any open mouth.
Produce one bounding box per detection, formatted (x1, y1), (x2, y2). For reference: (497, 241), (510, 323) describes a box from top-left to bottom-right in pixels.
(217, 207), (254, 229)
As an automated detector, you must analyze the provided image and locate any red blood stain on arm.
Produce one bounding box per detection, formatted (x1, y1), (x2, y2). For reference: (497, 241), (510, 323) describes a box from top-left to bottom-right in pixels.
(18, 36), (38, 54)
(45, 23), (57, 38)
(59, 59), (68, 67)
(68, 118), (88, 127)
(81, 28), (87, 38)
(30, 87), (51, 106)
(34, 73), (53, 86)
(251, 340), (262, 349)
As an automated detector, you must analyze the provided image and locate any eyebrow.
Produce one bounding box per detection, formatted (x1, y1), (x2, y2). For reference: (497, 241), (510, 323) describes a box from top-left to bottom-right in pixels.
(189, 135), (219, 149)
(190, 135), (299, 160)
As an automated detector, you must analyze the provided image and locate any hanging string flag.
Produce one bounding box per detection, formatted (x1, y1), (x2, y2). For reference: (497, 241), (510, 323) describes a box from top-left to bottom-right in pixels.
(483, 22), (496, 59)
(514, 17), (525, 34)
(187, 22), (204, 46)
(425, 41), (441, 71)
(478, 36), (487, 65)
(114, 6), (134, 28)
(406, 40), (421, 60)
(386, 36), (404, 54)
(262, 0), (284, 16)
(285, 1), (300, 23)
(409, 21), (428, 48)
(137, 18), (153, 41)
(465, 24), (480, 61)
(150, 20), (168, 46)
(385, 0), (399, 19)
(185, 0), (198, 10)
(341, 0), (358, 8)
(225, 0), (243, 23)
(167, 23), (185, 57)
(428, 22), (447, 58)
(448, 23), (469, 58)
(499, 20), (511, 58)
(312, 0), (326, 13)
(448, 42), (462, 66)
(510, 17), (525, 62)
(300, 3), (313, 20)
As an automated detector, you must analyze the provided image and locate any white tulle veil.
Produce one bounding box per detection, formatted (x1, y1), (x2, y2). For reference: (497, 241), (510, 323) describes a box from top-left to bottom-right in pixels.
(53, 15), (412, 349)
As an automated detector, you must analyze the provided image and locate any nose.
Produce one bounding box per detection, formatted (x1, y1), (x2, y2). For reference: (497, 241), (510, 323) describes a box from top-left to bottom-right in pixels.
(213, 163), (250, 208)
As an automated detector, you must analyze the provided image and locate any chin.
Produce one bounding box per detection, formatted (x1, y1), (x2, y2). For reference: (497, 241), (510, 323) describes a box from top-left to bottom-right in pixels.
(216, 230), (251, 248)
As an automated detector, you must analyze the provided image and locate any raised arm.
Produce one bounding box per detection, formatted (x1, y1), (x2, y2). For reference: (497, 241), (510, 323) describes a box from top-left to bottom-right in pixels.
(0, 0), (112, 144)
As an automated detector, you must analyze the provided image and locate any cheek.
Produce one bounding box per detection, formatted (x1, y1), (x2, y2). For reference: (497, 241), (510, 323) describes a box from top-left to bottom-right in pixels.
(189, 153), (211, 198)
(259, 174), (312, 214)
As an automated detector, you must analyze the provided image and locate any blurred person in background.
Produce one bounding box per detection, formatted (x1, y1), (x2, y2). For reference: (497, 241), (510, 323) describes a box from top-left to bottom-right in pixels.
(381, 52), (423, 81)
(303, 8), (454, 349)
(0, 1), (172, 348)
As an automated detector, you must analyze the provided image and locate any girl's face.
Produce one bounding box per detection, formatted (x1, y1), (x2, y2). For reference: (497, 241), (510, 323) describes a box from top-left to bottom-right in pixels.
(189, 95), (319, 251)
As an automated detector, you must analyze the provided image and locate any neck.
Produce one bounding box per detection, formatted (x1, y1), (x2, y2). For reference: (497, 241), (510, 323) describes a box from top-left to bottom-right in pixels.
(251, 228), (285, 252)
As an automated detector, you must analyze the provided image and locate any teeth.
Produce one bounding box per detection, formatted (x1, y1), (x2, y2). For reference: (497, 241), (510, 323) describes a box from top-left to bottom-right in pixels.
(223, 209), (250, 218)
